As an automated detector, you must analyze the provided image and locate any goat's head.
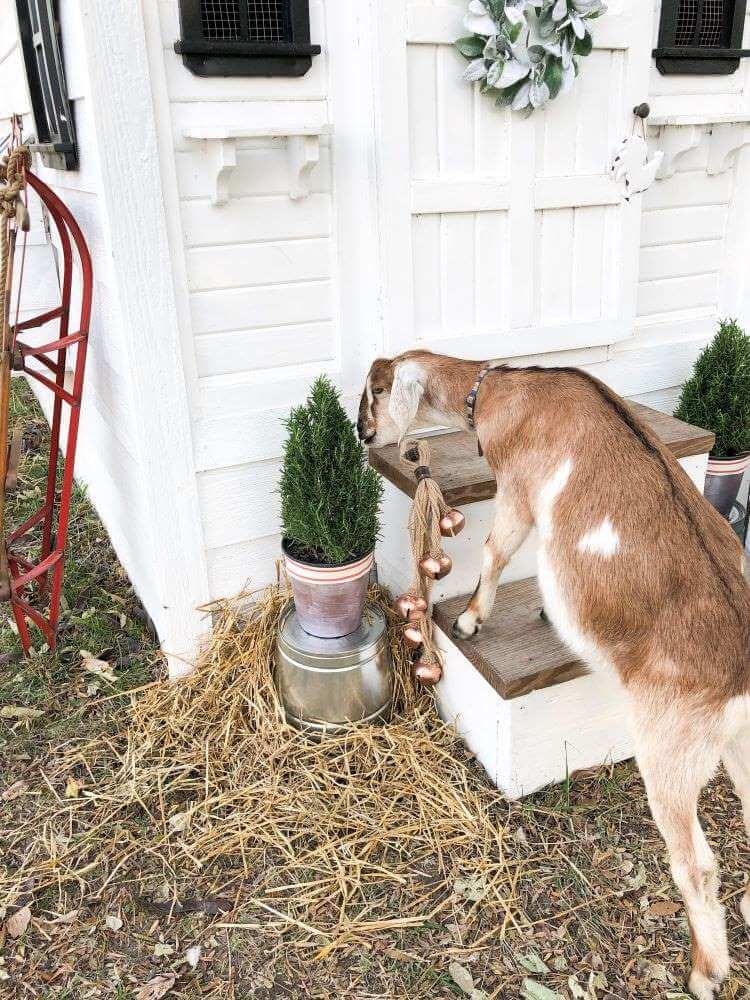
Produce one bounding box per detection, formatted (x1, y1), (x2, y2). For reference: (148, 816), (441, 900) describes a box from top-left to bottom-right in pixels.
(357, 356), (426, 448)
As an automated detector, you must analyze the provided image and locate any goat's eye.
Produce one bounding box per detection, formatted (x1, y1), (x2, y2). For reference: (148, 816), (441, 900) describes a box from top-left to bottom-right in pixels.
(373, 387), (385, 396)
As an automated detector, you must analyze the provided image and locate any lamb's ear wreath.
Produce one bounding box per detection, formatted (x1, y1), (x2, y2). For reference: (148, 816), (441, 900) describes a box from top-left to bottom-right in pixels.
(389, 363), (425, 441)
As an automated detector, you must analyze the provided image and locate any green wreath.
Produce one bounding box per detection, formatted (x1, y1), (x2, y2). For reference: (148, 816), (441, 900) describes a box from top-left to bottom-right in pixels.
(455, 0), (606, 113)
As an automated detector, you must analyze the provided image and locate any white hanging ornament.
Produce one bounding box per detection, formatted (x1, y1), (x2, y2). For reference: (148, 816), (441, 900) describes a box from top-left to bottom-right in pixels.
(610, 135), (663, 200)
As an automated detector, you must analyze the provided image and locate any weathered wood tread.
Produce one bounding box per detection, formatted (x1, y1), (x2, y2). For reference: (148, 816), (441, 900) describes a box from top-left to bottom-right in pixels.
(433, 577), (588, 700)
(370, 400), (714, 506)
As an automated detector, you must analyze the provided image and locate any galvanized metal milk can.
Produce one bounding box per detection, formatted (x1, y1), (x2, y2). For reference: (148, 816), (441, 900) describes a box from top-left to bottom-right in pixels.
(276, 602), (393, 734)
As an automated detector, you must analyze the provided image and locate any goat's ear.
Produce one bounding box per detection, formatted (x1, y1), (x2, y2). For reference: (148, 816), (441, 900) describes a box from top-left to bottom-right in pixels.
(389, 362), (425, 440)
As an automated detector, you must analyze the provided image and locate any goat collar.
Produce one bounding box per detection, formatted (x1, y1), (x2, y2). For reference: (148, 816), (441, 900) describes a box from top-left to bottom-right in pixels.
(465, 364), (496, 429)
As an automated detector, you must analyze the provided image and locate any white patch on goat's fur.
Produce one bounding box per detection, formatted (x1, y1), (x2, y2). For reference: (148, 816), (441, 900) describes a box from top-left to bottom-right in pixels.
(535, 460), (613, 674)
(578, 517), (620, 557)
(536, 460), (572, 541)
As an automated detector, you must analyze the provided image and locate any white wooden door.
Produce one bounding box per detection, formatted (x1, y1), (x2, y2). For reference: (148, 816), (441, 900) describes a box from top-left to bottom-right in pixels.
(374, 0), (654, 359)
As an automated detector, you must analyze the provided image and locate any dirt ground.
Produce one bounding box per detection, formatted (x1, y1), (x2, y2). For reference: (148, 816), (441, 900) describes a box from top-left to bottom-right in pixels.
(1, 380), (748, 1000)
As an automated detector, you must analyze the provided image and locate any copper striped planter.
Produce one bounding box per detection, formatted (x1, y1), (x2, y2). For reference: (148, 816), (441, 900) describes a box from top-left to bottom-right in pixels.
(704, 454), (750, 519)
(282, 540), (374, 638)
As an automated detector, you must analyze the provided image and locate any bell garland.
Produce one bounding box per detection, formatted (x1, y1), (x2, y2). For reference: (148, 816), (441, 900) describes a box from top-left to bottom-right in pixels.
(392, 439), (466, 687)
(455, 0), (606, 114)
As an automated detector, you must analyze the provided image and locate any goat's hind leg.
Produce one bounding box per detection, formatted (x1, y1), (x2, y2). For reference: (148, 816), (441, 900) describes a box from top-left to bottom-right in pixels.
(453, 495), (531, 640)
(723, 722), (750, 926)
(633, 702), (728, 1000)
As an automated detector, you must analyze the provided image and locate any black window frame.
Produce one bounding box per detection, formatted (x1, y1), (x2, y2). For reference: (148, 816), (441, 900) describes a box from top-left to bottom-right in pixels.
(654, 0), (750, 74)
(175, 0), (321, 77)
(15, 0), (77, 170)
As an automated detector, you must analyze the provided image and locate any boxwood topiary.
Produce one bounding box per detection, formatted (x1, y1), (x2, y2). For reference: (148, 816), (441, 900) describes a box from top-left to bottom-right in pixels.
(674, 318), (750, 459)
(280, 375), (383, 566)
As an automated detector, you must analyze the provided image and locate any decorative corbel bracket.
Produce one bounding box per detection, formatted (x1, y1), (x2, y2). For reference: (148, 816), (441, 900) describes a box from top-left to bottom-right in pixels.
(652, 124), (703, 180)
(648, 112), (750, 180)
(287, 134), (321, 200)
(707, 122), (750, 175)
(210, 138), (237, 207)
(183, 124), (332, 206)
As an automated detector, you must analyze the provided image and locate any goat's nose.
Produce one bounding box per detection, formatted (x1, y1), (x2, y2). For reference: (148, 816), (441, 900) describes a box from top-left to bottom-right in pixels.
(357, 419), (363, 437)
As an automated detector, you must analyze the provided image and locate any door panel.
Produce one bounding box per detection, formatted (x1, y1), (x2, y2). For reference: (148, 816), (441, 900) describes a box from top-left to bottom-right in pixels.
(375, 0), (654, 359)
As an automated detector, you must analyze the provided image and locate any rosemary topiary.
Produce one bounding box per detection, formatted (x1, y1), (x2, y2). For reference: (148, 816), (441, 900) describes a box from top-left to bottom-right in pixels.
(280, 375), (383, 565)
(674, 318), (750, 459)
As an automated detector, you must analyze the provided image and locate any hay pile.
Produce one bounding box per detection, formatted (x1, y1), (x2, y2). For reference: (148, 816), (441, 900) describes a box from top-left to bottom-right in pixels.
(2, 586), (518, 954)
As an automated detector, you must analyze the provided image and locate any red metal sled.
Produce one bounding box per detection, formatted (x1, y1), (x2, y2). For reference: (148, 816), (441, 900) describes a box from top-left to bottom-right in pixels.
(5, 169), (92, 653)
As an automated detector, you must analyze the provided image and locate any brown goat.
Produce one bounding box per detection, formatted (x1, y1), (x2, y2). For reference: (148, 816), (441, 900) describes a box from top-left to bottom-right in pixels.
(358, 350), (750, 1000)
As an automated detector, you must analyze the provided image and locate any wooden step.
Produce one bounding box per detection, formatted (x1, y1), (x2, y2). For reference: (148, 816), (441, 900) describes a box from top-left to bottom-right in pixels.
(370, 400), (715, 506)
(433, 577), (588, 700)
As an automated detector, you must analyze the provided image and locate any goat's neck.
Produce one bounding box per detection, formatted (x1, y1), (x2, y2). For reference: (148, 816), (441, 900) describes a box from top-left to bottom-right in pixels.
(423, 357), (486, 431)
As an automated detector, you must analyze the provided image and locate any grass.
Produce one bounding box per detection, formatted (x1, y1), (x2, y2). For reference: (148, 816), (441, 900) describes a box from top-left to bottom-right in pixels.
(1, 379), (749, 1000)
(0, 380), (159, 754)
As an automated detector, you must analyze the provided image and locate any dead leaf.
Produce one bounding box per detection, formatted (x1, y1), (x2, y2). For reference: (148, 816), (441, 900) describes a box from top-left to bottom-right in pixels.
(646, 900), (681, 918)
(39, 910), (78, 926)
(6, 905), (31, 938)
(453, 874), (487, 902)
(184, 944), (202, 969)
(520, 981), (564, 1000)
(449, 961), (474, 995)
(64, 777), (81, 799)
(0, 706), (43, 720)
(567, 976), (587, 999)
(383, 947), (413, 963)
(136, 974), (177, 1000)
(168, 811), (190, 833)
(105, 914), (123, 932)
(80, 653), (117, 685)
(518, 952), (550, 975)
(1, 780), (27, 801)
(154, 941), (175, 958)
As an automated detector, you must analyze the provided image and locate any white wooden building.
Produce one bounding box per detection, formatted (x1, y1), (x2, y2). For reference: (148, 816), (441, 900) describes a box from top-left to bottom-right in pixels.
(1, 0), (750, 697)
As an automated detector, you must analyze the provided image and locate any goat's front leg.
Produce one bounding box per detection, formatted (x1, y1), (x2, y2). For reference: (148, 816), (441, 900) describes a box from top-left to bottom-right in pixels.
(452, 493), (531, 639)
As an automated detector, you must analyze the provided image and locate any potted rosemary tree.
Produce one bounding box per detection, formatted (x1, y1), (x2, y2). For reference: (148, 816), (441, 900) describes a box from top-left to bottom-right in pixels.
(280, 375), (383, 638)
(675, 319), (750, 518)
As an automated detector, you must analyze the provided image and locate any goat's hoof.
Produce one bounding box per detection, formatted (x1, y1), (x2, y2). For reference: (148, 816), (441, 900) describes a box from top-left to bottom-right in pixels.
(688, 969), (725, 1000)
(741, 891), (750, 926)
(452, 615), (479, 640)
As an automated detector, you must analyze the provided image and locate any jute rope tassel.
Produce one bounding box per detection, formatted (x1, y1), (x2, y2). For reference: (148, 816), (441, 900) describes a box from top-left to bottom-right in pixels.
(394, 438), (465, 686)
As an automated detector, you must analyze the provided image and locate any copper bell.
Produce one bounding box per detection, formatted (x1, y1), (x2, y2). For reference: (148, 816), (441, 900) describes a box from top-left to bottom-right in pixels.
(414, 658), (442, 686)
(439, 509), (466, 538)
(403, 623), (424, 649)
(393, 593), (428, 621)
(419, 554), (452, 580)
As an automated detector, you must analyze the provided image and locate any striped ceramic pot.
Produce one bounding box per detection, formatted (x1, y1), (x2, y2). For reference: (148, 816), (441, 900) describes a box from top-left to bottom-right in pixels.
(703, 453), (750, 519)
(282, 540), (374, 638)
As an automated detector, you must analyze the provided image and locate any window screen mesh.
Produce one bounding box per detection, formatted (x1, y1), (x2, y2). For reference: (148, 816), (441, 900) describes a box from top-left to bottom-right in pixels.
(201, 0), (242, 39)
(675, 0), (729, 46)
(247, 0), (286, 40)
(200, 1), (288, 41)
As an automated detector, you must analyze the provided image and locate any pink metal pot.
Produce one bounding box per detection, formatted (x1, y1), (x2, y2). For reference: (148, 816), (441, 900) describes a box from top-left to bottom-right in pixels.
(704, 453), (750, 519)
(282, 540), (374, 638)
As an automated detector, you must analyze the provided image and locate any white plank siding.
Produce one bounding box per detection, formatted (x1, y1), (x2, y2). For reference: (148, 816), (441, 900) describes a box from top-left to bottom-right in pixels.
(152, 0), (337, 599)
(0, 2), (171, 625)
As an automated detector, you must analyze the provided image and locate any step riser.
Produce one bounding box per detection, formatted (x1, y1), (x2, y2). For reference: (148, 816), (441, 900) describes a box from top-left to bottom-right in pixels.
(435, 626), (633, 798)
(377, 452), (709, 604)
